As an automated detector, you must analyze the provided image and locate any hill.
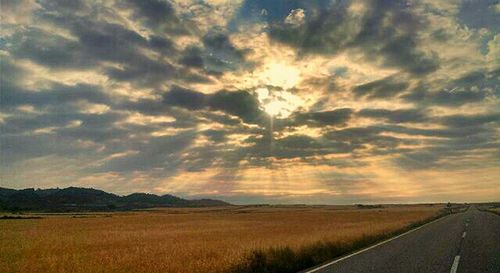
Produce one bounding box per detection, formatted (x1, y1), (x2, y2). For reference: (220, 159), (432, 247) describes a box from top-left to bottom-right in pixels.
(0, 187), (230, 212)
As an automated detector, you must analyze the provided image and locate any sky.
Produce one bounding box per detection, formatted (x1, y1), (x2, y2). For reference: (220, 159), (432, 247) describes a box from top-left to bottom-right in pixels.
(0, 0), (499, 204)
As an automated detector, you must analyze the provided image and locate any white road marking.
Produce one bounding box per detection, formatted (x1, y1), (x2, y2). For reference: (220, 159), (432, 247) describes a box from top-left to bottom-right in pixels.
(302, 215), (452, 273)
(462, 232), (466, 238)
(450, 255), (460, 273)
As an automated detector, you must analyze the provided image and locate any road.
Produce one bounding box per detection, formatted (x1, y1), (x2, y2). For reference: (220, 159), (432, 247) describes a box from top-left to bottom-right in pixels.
(303, 206), (500, 273)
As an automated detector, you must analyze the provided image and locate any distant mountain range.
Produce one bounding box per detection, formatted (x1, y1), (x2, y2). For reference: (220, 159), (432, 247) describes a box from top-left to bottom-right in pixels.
(0, 187), (230, 212)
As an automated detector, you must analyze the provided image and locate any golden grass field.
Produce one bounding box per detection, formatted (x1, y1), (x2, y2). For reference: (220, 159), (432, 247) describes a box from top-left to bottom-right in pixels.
(487, 207), (500, 214)
(0, 205), (443, 273)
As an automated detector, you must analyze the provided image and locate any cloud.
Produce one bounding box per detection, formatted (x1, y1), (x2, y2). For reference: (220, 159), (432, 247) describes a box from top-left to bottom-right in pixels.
(358, 108), (428, 123)
(1, 82), (111, 110)
(440, 112), (500, 127)
(458, 0), (500, 32)
(294, 108), (353, 127)
(239, 133), (353, 160)
(1, 0), (216, 89)
(324, 126), (405, 149)
(284, 8), (306, 26)
(403, 69), (497, 106)
(179, 47), (205, 68)
(1, 0), (498, 203)
(118, 0), (194, 36)
(162, 86), (263, 123)
(353, 75), (409, 98)
(162, 85), (207, 110)
(268, 0), (439, 75)
(93, 131), (197, 173)
(5, 27), (93, 69)
(209, 90), (262, 123)
(0, 134), (92, 164)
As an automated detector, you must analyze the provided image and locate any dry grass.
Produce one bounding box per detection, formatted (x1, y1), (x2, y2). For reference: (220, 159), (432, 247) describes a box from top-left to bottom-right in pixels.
(487, 207), (500, 215)
(0, 205), (442, 273)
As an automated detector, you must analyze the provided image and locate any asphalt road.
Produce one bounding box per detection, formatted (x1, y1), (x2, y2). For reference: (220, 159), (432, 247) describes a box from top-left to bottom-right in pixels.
(304, 206), (500, 273)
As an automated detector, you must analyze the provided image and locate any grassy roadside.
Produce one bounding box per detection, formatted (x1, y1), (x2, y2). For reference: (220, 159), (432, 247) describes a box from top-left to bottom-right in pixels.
(227, 207), (463, 273)
(478, 206), (500, 216)
(487, 210), (500, 216)
(0, 205), (450, 273)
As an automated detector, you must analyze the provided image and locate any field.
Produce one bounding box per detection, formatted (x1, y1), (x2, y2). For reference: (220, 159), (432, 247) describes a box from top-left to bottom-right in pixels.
(0, 205), (443, 273)
(486, 206), (500, 215)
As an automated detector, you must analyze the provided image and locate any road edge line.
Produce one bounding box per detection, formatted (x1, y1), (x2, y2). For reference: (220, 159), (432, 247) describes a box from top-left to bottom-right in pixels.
(302, 213), (453, 273)
(450, 255), (460, 273)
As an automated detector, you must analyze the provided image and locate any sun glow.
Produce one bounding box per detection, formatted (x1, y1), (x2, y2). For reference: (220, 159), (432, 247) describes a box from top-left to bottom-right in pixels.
(256, 87), (303, 118)
(262, 62), (301, 89)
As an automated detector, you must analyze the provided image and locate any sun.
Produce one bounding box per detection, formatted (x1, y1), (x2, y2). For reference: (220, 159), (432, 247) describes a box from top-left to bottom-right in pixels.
(252, 62), (303, 118)
(261, 62), (301, 89)
(256, 87), (303, 118)
(263, 100), (289, 117)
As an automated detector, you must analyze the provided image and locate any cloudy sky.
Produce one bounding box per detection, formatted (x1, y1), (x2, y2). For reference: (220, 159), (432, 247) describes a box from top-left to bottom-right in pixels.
(1, 0), (499, 204)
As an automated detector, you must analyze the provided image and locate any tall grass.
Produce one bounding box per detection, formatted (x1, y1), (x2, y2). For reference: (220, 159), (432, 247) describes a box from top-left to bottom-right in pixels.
(228, 208), (450, 273)
(0, 205), (443, 273)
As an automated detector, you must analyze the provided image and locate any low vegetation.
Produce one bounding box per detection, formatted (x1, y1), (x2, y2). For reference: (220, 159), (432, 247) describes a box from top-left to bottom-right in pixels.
(1, 205), (444, 273)
(477, 203), (500, 216)
(487, 208), (500, 216)
(229, 208), (450, 273)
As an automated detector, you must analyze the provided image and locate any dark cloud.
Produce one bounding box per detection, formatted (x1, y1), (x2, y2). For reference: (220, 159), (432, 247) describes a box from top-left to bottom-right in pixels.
(0, 134), (92, 164)
(66, 18), (183, 86)
(351, 1), (439, 75)
(54, 113), (128, 142)
(202, 129), (228, 143)
(37, 0), (88, 13)
(208, 90), (262, 123)
(277, 135), (323, 149)
(267, 0), (351, 54)
(0, 115), (132, 167)
(440, 112), (500, 128)
(458, 0), (500, 32)
(1, 82), (111, 111)
(403, 70), (497, 106)
(179, 47), (205, 68)
(1, 1), (212, 88)
(353, 76), (409, 98)
(394, 134), (499, 170)
(358, 108), (428, 123)
(375, 36), (439, 75)
(294, 108), (353, 127)
(1, 114), (74, 135)
(5, 27), (92, 69)
(1, 112), (124, 138)
(324, 127), (406, 149)
(365, 112), (500, 170)
(93, 131), (197, 173)
(149, 35), (175, 54)
(177, 32), (249, 74)
(201, 112), (242, 126)
(267, 0), (439, 74)
(432, 90), (487, 106)
(240, 134), (352, 160)
(404, 87), (488, 106)
(3, 23), (178, 86)
(202, 32), (246, 69)
(162, 86), (207, 110)
(376, 123), (494, 139)
(120, 0), (187, 35)
(162, 87), (263, 123)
